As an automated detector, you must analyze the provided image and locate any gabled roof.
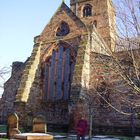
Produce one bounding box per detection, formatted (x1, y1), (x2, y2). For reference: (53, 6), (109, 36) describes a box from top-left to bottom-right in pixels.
(40, 2), (87, 42)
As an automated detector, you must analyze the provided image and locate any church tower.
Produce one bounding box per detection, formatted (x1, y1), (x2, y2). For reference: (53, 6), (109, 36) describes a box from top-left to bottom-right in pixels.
(70, 0), (116, 51)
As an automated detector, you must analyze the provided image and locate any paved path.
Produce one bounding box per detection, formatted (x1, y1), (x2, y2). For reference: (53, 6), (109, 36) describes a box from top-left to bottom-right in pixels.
(54, 135), (121, 140)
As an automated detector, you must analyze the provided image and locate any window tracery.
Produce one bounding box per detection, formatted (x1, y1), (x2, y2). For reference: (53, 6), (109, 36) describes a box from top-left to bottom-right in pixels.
(56, 21), (70, 36)
(42, 43), (75, 101)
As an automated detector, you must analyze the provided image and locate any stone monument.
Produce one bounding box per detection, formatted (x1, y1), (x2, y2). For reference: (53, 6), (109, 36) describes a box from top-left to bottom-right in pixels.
(33, 115), (47, 133)
(7, 113), (21, 138)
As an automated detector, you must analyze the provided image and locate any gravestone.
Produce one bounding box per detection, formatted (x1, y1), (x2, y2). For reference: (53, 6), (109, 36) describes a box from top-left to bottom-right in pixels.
(7, 113), (20, 138)
(33, 115), (47, 133)
(135, 136), (140, 140)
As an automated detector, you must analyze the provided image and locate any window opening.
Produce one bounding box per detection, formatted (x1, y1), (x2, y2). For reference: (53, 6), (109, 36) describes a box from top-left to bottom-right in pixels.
(43, 45), (75, 101)
(56, 22), (70, 36)
(83, 4), (92, 17)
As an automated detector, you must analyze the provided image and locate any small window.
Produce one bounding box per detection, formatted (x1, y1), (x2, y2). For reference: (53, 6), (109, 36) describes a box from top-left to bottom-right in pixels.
(83, 4), (92, 17)
(93, 20), (97, 28)
(56, 21), (70, 36)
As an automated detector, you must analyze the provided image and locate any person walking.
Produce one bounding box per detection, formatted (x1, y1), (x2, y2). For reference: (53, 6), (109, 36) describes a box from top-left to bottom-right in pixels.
(76, 116), (88, 140)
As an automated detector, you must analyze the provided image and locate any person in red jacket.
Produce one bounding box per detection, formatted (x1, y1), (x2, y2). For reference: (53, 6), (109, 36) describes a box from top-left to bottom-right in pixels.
(76, 116), (88, 140)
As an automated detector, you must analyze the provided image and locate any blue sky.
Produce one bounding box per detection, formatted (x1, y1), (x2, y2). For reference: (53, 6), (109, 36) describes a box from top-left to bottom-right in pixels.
(0, 0), (69, 67)
(0, 0), (70, 95)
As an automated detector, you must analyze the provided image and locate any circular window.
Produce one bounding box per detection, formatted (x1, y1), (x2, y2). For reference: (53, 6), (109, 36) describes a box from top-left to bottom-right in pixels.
(56, 21), (70, 36)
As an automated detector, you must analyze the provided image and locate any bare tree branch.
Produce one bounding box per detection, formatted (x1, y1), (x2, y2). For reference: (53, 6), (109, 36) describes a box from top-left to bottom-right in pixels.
(0, 67), (10, 89)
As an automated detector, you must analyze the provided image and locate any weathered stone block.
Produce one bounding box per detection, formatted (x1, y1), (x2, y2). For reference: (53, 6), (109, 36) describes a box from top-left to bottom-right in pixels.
(33, 115), (47, 133)
(7, 113), (21, 138)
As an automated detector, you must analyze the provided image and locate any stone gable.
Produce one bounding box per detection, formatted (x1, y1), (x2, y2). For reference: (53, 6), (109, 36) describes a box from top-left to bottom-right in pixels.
(40, 2), (87, 43)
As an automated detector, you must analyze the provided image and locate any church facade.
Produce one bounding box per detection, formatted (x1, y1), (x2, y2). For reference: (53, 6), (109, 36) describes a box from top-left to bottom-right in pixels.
(0, 0), (140, 135)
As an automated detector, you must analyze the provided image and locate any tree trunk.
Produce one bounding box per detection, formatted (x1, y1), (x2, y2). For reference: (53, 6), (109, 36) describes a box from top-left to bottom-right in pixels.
(89, 111), (93, 140)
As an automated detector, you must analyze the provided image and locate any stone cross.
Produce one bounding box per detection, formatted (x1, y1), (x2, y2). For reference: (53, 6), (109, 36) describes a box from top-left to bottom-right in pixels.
(33, 115), (47, 133)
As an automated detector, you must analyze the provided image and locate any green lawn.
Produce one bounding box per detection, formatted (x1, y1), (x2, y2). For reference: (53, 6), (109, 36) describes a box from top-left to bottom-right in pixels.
(0, 125), (7, 133)
(0, 136), (133, 140)
(0, 125), (133, 140)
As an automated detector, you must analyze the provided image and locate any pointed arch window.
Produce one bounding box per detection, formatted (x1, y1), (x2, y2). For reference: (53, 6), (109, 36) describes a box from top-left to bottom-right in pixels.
(42, 43), (75, 101)
(56, 21), (70, 36)
(83, 4), (92, 17)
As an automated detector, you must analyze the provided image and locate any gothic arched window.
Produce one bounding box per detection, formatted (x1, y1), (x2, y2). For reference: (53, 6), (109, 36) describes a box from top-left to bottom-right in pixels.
(83, 4), (92, 17)
(56, 21), (70, 36)
(42, 43), (75, 101)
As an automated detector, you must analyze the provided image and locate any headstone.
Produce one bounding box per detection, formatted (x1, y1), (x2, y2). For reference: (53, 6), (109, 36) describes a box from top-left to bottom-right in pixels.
(33, 115), (47, 133)
(7, 113), (20, 138)
(135, 136), (140, 140)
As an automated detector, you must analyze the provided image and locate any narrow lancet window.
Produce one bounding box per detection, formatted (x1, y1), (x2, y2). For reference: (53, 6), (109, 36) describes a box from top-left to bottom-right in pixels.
(43, 43), (75, 101)
(83, 4), (92, 17)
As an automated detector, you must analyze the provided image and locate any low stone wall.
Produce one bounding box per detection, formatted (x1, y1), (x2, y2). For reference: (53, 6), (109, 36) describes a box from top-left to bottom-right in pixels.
(93, 125), (140, 136)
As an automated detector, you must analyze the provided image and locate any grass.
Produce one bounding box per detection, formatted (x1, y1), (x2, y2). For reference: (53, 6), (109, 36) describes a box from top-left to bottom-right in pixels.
(116, 136), (133, 140)
(0, 125), (7, 133)
(0, 125), (134, 140)
(0, 135), (133, 140)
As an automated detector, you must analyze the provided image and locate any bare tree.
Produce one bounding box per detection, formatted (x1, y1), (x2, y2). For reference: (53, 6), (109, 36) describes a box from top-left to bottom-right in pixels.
(0, 67), (10, 89)
(80, 87), (95, 140)
(109, 0), (140, 109)
(77, 0), (140, 138)
(87, 0), (140, 113)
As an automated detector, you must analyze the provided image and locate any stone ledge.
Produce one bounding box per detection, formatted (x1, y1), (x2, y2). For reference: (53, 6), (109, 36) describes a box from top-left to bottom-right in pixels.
(13, 133), (53, 140)
(0, 133), (7, 138)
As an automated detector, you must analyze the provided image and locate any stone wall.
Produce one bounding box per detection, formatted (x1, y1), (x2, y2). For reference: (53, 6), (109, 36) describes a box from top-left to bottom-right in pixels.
(16, 42), (41, 103)
(40, 2), (87, 43)
(14, 39), (42, 126)
(70, 0), (116, 51)
(70, 51), (140, 135)
(0, 62), (25, 123)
